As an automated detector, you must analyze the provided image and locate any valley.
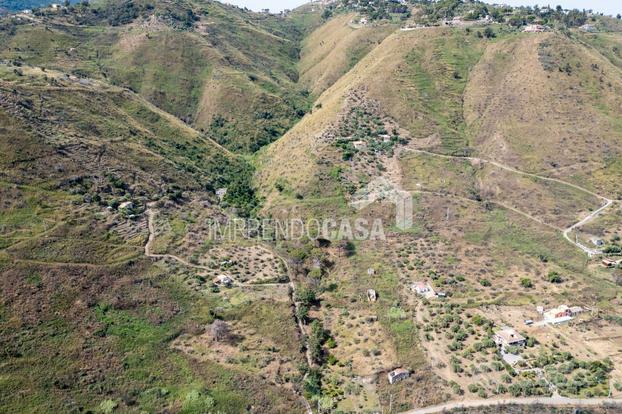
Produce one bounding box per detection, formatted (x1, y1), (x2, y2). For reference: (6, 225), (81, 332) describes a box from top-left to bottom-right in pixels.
(1, 0), (622, 413)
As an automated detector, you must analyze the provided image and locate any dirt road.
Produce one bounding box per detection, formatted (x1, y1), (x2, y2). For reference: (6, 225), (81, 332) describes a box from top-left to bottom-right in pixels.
(400, 396), (622, 414)
(401, 148), (617, 256)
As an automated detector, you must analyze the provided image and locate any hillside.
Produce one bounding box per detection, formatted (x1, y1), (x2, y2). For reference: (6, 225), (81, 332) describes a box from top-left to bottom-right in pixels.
(256, 17), (622, 412)
(1, 1), (622, 413)
(0, 0), (320, 152)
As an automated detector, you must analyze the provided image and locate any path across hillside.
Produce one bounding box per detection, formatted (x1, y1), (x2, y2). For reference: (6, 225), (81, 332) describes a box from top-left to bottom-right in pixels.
(400, 396), (622, 414)
(401, 148), (617, 257)
(144, 205), (312, 413)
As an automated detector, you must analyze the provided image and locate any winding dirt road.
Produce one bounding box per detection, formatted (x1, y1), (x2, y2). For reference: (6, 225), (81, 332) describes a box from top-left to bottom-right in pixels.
(401, 148), (617, 256)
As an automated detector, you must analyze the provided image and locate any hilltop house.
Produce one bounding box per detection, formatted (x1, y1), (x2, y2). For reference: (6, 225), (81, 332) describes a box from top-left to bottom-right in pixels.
(494, 327), (526, 349)
(387, 368), (410, 384)
(523, 24), (548, 32)
(580, 23), (597, 32)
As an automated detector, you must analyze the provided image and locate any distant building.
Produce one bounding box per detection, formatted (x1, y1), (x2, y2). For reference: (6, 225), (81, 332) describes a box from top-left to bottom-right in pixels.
(367, 289), (377, 302)
(523, 24), (548, 32)
(119, 201), (133, 211)
(367, 268), (375, 275)
(580, 24), (597, 32)
(411, 282), (436, 299)
(494, 327), (526, 348)
(213, 275), (233, 287)
(216, 188), (227, 201)
(544, 304), (571, 320)
(387, 368), (410, 384)
(602, 258), (621, 267)
(590, 237), (605, 246)
(352, 140), (367, 150)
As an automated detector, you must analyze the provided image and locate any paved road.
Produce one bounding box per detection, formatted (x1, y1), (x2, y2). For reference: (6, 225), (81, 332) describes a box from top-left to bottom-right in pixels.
(400, 396), (622, 414)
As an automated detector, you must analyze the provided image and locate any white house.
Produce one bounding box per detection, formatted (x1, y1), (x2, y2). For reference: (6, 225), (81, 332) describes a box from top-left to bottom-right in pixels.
(411, 282), (436, 299)
(580, 24), (596, 32)
(388, 368), (410, 384)
(523, 24), (548, 33)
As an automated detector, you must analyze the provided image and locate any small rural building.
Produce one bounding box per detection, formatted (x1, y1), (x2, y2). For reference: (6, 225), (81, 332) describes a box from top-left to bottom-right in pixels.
(523, 24), (547, 32)
(590, 237), (605, 246)
(602, 258), (621, 267)
(119, 201), (133, 211)
(580, 24), (596, 32)
(387, 368), (410, 384)
(213, 275), (233, 287)
(367, 268), (375, 275)
(569, 306), (584, 316)
(411, 282), (436, 299)
(493, 327), (526, 348)
(353, 140), (367, 150)
(367, 289), (377, 302)
(216, 188), (227, 201)
(544, 304), (572, 320)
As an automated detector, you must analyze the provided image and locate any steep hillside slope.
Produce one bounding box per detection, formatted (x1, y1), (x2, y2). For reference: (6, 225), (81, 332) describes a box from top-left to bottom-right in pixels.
(256, 23), (622, 411)
(0, 0), (321, 152)
(0, 62), (307, 412)
(259, 26), (622, 205)
(463, 32), (622, 195)
(298, 12), (396, 96)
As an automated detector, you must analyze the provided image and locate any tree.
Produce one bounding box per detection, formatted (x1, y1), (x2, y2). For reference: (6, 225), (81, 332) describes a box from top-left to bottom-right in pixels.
(548, 271), (562, 283)
(296, 303), (310, 323)
(520, 278), (533, 288)
(209, 320), (231, 342)
(484, 27), (496, 38)
(308, 320), (328, 364)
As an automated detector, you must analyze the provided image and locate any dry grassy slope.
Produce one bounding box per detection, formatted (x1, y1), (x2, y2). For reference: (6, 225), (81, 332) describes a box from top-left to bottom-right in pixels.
(258, 27), (622, 208)
(0, 65), (304, 413)
(256, 26), (487, 207)
(0, 64), (237, 196)
(298, 13), (396, 97)
(0, 1), (319, 153)
(463, 32), (622, 194)
(399, 151), (602, 230)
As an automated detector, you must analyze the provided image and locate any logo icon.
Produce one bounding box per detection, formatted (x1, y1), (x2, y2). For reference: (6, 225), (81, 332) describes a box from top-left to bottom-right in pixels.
(349, 177), (413, 230)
